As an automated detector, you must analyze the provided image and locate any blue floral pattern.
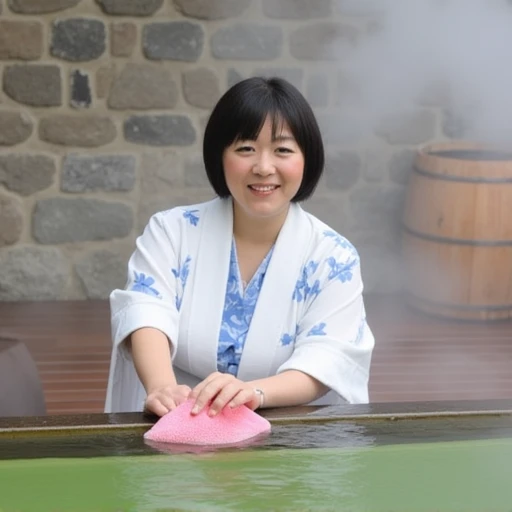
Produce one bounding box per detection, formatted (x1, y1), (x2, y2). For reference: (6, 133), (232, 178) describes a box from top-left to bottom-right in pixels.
(182, 209), (199, 226)
(326, 256), (358, 283)
(280, 324), (300, 347)
(130, 271), (161, 298)
(171, 256), (191, 311)
(217, 241), (274, 376)
(293, 261), (321, 302)
(324, 230), (358, 256)
(307, 322), (327, 336)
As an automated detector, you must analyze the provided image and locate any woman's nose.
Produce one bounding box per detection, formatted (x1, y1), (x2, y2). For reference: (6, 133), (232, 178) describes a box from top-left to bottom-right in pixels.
(252, 154), (276, 175)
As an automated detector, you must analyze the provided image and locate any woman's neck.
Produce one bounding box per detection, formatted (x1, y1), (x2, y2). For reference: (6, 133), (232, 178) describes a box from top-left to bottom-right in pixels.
(232, 202), (290, 246)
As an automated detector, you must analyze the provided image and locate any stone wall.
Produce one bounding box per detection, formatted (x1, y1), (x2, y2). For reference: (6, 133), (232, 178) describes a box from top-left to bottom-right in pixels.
(0, 0), (450, 301)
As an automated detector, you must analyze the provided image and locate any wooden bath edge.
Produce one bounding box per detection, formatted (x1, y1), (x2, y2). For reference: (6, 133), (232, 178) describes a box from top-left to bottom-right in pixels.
(1, 399), (512, 436)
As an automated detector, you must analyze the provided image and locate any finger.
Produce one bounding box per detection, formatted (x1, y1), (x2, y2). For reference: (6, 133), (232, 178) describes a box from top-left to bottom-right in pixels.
(174, 385), (192, 405)
(228, 388), (257, 410)
(189, 373), (221, 399)
(208, 382), (242, 416)
(145, 396), (175, 417)
(191, 377), (229, 415)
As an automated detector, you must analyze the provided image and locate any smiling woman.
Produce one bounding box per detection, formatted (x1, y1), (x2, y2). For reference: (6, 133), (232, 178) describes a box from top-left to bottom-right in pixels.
(105, 77), (375, 422)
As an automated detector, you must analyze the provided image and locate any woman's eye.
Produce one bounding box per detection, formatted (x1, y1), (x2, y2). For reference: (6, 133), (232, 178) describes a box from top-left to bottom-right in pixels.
(236, 146), (253, 152)
(276, 147), (293, 153)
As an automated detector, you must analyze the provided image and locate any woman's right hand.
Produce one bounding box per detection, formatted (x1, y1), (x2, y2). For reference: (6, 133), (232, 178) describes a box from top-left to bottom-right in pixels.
(144, 384), (192, 417)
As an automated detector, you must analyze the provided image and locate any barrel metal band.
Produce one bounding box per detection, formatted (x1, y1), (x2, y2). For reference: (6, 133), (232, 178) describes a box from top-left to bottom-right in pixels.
(406, 292), (512, 311)
(413, 164), (512, 183)
(403, 224), (512, 246)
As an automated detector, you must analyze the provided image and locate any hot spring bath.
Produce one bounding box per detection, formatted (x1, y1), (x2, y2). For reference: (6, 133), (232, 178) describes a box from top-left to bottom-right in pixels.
(1, 400), (512, 511)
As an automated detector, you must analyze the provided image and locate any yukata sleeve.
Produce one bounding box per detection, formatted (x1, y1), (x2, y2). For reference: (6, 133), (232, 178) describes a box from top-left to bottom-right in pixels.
(277, 245), (374, 404)
(110, 212), (181, 358)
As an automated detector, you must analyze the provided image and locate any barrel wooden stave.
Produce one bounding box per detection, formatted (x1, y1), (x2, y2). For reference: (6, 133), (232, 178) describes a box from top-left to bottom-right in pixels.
(403, 142), (512, 320)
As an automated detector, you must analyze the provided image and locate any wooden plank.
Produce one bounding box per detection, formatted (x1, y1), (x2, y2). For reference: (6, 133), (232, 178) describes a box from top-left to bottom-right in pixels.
(1, 295), (512, 415)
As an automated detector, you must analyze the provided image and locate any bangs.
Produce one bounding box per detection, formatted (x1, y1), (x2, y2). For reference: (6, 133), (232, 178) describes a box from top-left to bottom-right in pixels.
(229, 98), (292, 145)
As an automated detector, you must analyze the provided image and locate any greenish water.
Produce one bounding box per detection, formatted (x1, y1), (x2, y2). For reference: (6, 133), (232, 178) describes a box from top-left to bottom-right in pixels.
(1, 437), (512, 512)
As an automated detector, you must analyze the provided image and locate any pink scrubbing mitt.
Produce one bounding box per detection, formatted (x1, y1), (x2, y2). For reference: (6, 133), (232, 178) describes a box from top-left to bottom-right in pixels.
(143, 399), (271, 446)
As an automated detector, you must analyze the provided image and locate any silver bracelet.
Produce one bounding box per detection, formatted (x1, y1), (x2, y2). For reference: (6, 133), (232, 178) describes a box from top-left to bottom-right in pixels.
(253, 388), (265, 409)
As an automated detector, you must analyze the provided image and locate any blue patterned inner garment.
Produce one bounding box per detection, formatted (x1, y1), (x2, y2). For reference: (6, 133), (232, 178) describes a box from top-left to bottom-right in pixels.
(217, 240), (274, 376)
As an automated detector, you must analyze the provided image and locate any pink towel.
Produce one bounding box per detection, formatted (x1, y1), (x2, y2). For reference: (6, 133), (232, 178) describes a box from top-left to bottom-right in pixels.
(143, 399), (271, 446)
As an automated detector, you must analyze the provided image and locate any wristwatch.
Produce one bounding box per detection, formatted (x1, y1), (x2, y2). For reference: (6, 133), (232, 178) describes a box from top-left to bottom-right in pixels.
(253, 388), (265, 409)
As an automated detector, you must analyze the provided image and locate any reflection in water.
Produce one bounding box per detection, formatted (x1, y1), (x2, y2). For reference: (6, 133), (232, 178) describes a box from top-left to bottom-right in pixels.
(144, 431), (270, 455)
(121, 446), (374, 511)
(117, 423), (376, 512)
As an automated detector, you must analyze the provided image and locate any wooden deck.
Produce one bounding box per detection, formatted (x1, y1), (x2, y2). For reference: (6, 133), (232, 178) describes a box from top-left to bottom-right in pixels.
(1, 295), (511, 416)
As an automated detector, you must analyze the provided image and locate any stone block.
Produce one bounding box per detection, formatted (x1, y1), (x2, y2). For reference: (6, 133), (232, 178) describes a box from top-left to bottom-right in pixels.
(0, 21), (43, 60)
(61, 154), (136, 192)
(0, 112), (33, 146)
(182, 68), (220, 108)
(389, 149), (415, 185)
(306, 74), (329, 108)
(33, 197), (133, 244)
(211, 24), (283, 60)
(336, 0), (385, 16)
(324, 150), (361, 190)
(70, 69), (91, 108)
(8, 0), (81, 13)
(51, 19), (106, 62)
(316, 112), (368, 145)
(0, 154), (55, 196)
(75, 249), (128, 299)
(350, 184), (405, 234)
(289, 22), (358, 60)
(95, 64), (116, 99)
(108, 63), (178, 110)
(96, 0), (163, 15)
(227, 68), (244, 88)
(137, 192), (214, 233)
(0, 246), (68, 301)
(111, 22), (137, 57)
(184, 156), (210, 188)
(349, 230), (404, 294)
(39, 115), (116, 147)
(263, 0), (332, 19)
(140, 151), (182, 198)
(173, 0), (251, 19)
(363, 149), (389, 183)
(143, 22), (204, 61)
(0, 194), (23, 247)
(375, 110), (436, 145)
(3, 65), (61, 107)
(302, 194), (348, 233)
(252, 68), (303, 90)
(124, 115), (195, 146)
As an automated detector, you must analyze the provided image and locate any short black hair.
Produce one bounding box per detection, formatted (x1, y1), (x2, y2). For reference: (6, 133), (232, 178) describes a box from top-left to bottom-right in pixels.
(203, 76), (324, 202)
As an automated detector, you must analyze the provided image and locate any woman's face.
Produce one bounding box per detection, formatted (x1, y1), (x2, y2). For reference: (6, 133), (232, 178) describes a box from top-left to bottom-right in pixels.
(222, 116), (305, 222)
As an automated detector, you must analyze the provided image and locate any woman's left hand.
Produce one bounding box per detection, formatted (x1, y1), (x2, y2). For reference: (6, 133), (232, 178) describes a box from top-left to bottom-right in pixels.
(189, 372), (261, 416)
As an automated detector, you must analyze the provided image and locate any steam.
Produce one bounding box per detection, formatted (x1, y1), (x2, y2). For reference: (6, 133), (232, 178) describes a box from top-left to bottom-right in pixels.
(343, 0), (512, 145)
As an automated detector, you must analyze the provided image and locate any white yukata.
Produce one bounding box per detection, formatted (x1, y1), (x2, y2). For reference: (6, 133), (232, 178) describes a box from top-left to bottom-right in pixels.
(105, 197), (375, 413)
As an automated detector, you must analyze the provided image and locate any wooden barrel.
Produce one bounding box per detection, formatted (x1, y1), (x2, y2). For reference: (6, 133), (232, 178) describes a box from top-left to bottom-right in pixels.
(402, 141), (512, 321)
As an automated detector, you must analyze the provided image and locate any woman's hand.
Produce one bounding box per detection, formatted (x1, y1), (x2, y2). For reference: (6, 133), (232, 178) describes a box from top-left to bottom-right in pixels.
(189, 372), (261, 416)
(144, 384), (192, 417)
